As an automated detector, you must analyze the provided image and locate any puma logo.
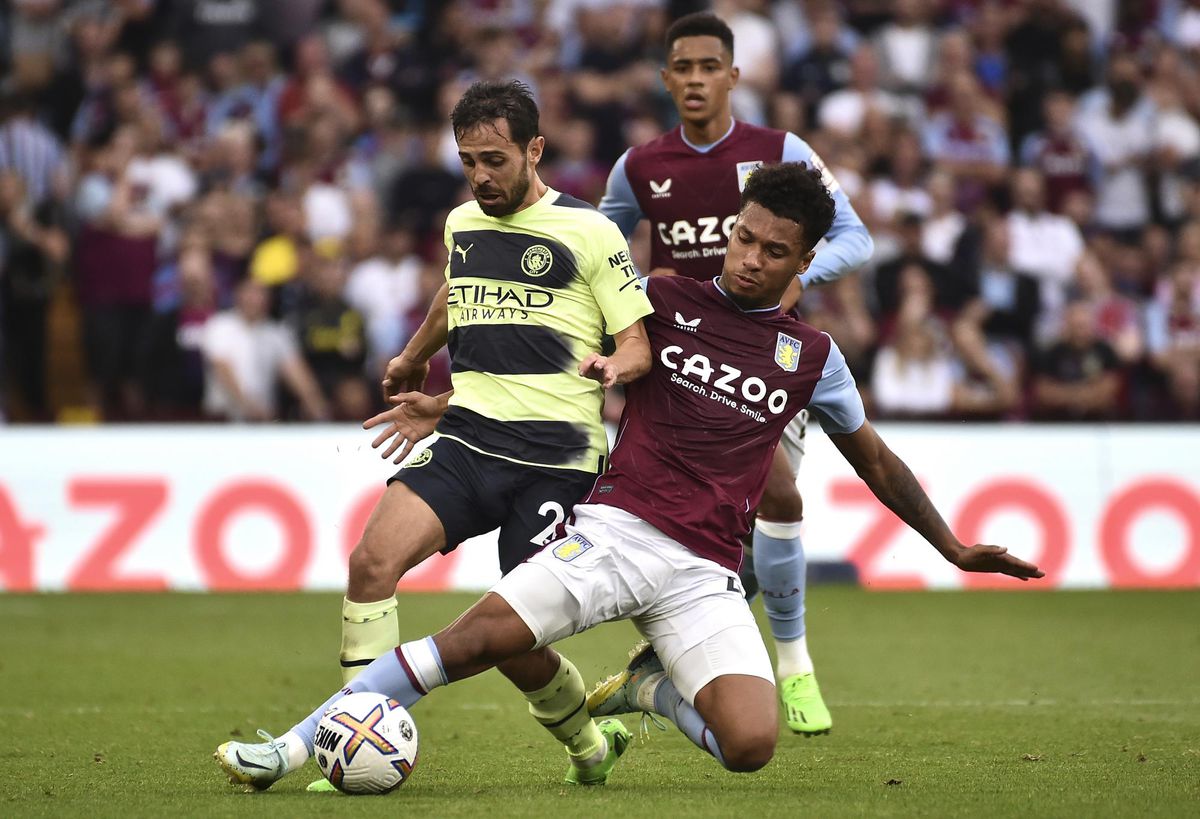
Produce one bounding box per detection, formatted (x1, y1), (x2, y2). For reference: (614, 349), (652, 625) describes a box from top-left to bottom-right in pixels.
(454, 243), (474, 263)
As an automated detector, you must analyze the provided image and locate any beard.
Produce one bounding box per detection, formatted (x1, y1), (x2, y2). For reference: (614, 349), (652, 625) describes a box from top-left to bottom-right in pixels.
(475, 160), (531, 217)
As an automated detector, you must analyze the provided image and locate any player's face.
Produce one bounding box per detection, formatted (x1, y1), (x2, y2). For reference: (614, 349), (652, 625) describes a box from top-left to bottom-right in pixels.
(456, 118), (545, 217)
(720, 202), (813, 309)
(661, 35), (738, 126)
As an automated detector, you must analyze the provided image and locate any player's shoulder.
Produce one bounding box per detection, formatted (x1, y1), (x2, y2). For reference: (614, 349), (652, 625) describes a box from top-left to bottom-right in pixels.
(445, 198), (484, 228)
(777, 313), (834, 358)
(625, 128), (686, 174)
(736, 120), (789, 141)
(546, 190), (610, 222)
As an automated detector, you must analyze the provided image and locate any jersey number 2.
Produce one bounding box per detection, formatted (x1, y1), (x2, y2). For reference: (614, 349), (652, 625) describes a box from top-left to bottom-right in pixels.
(530, 501), (566, 546)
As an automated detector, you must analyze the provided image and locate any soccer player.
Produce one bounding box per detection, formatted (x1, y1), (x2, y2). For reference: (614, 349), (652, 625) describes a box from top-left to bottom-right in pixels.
(316, 79), (654, 788)
(215, 163), (1042, 788)
(598, 12), (875, 735)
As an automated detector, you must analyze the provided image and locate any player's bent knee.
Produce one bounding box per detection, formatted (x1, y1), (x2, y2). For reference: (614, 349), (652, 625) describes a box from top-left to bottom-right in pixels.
(346, 540), (402, 595)
(758, 483), (803, 523)
(719, 728), (777, 773)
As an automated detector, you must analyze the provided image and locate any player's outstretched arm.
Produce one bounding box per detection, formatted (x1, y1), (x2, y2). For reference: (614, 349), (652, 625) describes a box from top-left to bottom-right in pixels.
(382, 281), (450, 397)
(828, 420), (1045, 581)
(579, 320), (652, 389)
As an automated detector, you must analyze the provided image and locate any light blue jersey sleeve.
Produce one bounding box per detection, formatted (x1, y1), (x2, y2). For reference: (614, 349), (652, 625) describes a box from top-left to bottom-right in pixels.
(807, 336), (866, 436)
(782, 132), (875, 289)
(598, 149), (644, 238)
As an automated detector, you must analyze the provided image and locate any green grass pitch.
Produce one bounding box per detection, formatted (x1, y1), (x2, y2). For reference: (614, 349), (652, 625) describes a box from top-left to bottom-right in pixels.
(2, 588), (1198, 817)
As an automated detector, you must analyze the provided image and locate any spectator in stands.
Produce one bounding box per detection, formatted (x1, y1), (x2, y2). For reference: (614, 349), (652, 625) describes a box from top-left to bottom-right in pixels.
(1006, 167), (1085, 338)
(779, 4), (853, 126)
(1020, 90), (1096, 215)
(921, 170), (965, 266)
(868, 128), (931, 225)
(0, 170), (68, 421)
(1074, 250), (1144, 366)
(544, 118), (607, 204)
(1146, 261), (1200, 417)
(202, 277), (329, 422)
(139, 245), (216, 420)
(1075, 52), (1156, 236)
(170, 0), (263, 71)
(872, 0), (936, 95)
(0, 92), (68, 207)
(344, 218), (422, 386)
(1032, 300), (1123, 420)
(291, 249), (370, 420)
(818, 45), (917, 137)
(922, 71), (1009, 210)
(74, 126), (162, 420)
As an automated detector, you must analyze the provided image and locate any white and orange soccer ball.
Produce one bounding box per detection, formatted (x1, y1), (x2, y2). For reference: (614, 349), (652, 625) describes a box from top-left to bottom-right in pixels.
(313, 692), (419, 794)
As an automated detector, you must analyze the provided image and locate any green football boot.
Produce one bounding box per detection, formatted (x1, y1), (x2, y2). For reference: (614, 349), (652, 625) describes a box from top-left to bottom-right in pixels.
(586, 641), (665, 717)
(780, 672), (832, 735)
(564, 718), (632, 785)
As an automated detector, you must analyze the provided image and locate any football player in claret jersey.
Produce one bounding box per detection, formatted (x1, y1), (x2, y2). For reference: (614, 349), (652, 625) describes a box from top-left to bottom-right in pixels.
(299, 80), (653, 791)
(216, 163), (1042, 788)
(599, 12), (875, 735)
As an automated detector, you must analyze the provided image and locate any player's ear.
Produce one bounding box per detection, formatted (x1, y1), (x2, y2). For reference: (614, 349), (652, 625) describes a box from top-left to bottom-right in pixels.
(527, 135), (545, 165)
(796, 248), (815, 275)
(660, 66), (669, 89)
(729, 64), (740, 89)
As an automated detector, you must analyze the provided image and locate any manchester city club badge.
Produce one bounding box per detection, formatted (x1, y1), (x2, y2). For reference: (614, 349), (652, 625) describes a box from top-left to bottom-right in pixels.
(775, 333), (802, 372)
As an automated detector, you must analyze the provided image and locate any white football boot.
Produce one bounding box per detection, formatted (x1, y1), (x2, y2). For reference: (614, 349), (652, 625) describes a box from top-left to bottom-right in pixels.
(214, 729), (290, 790)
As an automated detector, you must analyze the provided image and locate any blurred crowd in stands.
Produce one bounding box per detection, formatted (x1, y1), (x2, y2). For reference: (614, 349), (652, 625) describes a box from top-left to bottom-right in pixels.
(2, 0), (1200, 424)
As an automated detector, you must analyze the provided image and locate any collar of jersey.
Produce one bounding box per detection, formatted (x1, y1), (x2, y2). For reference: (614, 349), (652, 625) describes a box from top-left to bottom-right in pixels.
(680, 119), (738, 154)
(710, 277), (781, 314)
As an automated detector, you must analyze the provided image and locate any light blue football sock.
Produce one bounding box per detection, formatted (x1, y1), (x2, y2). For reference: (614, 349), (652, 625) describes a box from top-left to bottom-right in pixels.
(288, 636), (447, 755)
(652, 678), (727, 768)
(753, 520), (807, 642)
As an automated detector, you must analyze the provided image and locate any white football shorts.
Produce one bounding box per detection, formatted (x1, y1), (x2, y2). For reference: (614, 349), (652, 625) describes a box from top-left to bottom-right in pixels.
(491, 503), (774, 703)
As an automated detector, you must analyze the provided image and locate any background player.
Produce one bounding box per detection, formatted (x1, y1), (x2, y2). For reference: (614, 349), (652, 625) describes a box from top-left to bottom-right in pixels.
(308, 79), (653, 790)
(599, 12), (874, 735)
(216, 163), (1041, 788)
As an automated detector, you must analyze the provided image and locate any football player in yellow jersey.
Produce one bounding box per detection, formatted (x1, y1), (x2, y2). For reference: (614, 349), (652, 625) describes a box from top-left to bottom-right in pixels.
(304, 81), (652, 790)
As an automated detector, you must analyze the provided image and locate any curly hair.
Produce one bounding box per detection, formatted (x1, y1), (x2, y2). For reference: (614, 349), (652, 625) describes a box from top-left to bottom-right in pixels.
(740, 162), (836, 253)
(666, 12), (734, 57)
(450, 80), (539, 147)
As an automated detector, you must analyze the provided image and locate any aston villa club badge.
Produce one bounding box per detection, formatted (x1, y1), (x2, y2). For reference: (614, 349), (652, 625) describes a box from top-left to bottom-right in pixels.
(775, 333), (802, 372)
(736, 160), (764, 191)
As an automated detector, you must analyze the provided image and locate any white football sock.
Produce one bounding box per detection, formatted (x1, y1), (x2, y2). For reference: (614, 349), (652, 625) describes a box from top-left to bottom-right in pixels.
(280, 730), (310, 772)
(775, 634), (814, 678)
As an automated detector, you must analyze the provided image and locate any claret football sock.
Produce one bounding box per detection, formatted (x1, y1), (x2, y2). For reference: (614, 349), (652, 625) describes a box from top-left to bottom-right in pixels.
(288, 636), (447, 761)
(652, 678), (727, 768)
(524, 656), (606, 765)
(752, 520), (808, 647)
(340, 597), (399, 685)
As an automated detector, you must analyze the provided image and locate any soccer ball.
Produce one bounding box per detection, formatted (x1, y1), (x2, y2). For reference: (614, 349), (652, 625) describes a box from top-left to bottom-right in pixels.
(313, 691), (419, 794)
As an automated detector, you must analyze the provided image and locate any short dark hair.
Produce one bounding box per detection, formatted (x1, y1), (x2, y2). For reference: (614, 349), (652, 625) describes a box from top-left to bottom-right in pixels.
(740, 162), (836, 253)
(450, 80), (539, 147)
(665, 12), (734, 57)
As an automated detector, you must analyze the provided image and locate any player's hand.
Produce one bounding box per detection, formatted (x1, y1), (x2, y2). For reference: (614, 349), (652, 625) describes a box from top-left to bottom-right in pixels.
(363, 392), (442, 463)
(579, 352), (619, 389)
(648, 267), (677, 278)
(381, 354), (429, 400)
(951, 544), (1045, 581)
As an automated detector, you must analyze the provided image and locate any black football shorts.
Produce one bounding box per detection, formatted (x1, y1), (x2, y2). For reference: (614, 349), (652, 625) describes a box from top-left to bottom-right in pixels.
(390, 436), (599, 574)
